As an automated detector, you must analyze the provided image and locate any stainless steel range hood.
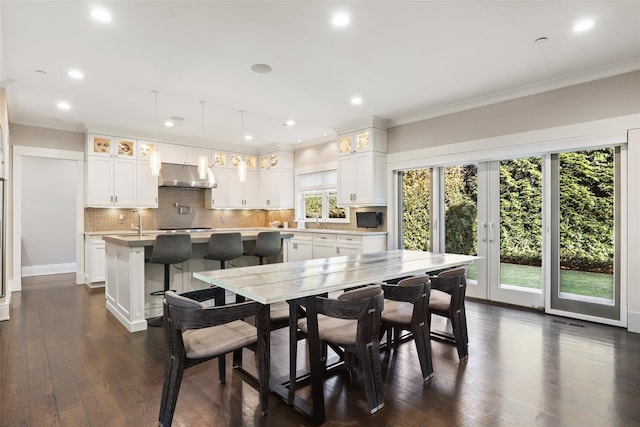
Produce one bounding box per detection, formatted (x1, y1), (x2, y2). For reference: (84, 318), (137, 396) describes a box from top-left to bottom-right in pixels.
(158, 163), (217, 188)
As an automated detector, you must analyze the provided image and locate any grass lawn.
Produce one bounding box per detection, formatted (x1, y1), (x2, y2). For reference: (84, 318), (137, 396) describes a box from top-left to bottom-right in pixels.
(466, 262), (614, 299)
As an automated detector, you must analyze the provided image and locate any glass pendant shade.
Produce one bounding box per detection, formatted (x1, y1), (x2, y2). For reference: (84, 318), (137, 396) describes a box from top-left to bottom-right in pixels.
(197, 155), (209, 180)
(149, 150), (162, 176)
(238, 159), (247, 183)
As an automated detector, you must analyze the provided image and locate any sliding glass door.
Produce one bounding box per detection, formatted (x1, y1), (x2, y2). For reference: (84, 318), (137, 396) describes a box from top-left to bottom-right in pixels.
(397, 146), (622, 324)
(549, 148), (620, 320)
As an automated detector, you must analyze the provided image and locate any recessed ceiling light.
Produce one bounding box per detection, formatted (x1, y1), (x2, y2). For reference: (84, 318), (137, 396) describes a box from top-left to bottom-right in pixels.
(332, 13), (350, 27)
(91, 8), (112, 22)
(284, 119), (295, 126)
(68, 69), (84, 79)
(573, 19), (594, 32)
(251, 64), (273, 74)
(351, 96), (363, 105)
(163, 120), (174, 127)
(57, 101), (71, 110)
(244, 135), (253, 141)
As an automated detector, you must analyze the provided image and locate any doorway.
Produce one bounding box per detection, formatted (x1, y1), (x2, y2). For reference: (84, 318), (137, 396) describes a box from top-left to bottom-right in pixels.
(12, 146), (84, 291)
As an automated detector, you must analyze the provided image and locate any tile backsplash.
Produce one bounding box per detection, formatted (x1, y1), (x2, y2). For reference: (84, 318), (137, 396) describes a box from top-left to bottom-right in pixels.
(85, 187), (386, 232)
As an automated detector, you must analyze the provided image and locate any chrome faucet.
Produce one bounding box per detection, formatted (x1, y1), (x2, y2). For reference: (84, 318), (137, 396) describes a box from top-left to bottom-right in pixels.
(132, 209), (142, 238)
(309, 212), (320, 229)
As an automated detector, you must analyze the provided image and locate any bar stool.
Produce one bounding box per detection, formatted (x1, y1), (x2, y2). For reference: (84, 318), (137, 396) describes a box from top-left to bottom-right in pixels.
(147, 234), (192, 327)
(204, 232), (244, 269)
(247, 231), (282, 265)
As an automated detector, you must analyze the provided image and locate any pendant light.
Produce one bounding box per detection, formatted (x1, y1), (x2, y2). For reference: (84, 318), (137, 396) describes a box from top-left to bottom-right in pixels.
(197, 101), (210, 180)
(149, 90), (162, 176)
(238, 110), (247, 183)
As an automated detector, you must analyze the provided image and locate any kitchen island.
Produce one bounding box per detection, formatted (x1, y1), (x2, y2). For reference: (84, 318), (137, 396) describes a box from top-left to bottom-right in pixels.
(102, 229), (293, 332)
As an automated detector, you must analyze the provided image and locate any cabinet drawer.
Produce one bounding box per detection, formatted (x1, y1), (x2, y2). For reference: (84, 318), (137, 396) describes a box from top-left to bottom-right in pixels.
(291, 232), (312, 241)
(90, 236), (105, 245)
(313, 233), (336, 243)
(337, 235), (362, 244)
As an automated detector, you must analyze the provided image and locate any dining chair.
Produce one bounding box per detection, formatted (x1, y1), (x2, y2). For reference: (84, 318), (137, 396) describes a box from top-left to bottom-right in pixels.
(158, 290), (269, 427)
(380, 275), (434, 381)
(297, 285), (385, 414)
(428, 266), (469, 361)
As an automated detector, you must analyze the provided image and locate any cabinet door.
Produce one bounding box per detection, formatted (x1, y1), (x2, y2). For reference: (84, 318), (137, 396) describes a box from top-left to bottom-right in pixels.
(287, 239), (313, 262)
(90, 241), (106, 282)
(313, 241), (337, 259)
(337, 155), (355, 205)
(271, 169), (294, 209)
(336, 244), (361, 257)
(159, 143), (186, 164)
(243, 171), (259, 208)
(136, 160), (158, 207)
(113, 158), (136, 206)
(206, 168), (229, 208)
(185, 147), (210, 166)
(354, 151), (386, 205)
(86, 156), (114, 206)
(88, 134), (115, 157)
(338, 133), (353, 155)
(258, 169), (274, 207)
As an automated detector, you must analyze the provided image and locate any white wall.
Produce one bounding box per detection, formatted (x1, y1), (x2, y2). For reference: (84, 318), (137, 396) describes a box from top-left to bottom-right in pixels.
(20, 156), (77, 276)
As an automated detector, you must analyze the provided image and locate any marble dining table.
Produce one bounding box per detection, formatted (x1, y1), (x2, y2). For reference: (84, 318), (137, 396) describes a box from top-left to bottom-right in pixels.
(193, 250), (479, 423)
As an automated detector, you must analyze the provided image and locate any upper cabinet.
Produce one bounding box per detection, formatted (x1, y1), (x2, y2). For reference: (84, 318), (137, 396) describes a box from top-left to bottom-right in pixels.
(336, 124), (388, 206)
(258, 151), (294, 209)
(85, 134), (158, 208)
(159, 143), (211, 166)
(338, 128), (387, 155)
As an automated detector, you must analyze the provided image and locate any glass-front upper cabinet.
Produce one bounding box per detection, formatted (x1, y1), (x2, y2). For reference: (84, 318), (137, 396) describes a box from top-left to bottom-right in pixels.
(338, 128), (385, 155)
(88, 134), (137, 158)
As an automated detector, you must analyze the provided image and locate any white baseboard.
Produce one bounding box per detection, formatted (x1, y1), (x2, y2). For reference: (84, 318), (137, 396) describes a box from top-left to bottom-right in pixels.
(21, 263), (77, 277)
(0, 292), (11, 321)
(628, 310), (640, 333)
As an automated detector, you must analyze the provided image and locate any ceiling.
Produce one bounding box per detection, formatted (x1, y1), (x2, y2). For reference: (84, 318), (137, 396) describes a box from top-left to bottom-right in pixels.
(2, 1), (640, 151)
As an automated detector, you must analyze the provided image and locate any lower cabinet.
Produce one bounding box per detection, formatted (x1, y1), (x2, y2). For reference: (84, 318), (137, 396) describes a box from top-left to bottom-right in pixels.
(84, 235), (106, 286)
(285, 231), (387, 262)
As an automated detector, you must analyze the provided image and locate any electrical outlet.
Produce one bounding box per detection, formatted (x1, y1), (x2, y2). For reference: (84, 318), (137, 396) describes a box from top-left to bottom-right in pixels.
(119, 214), (125, 223)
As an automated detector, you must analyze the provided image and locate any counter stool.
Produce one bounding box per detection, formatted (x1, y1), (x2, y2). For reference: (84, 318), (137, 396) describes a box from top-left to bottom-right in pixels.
(204, 232), (244, 270)
(247, 231), (281, 265)
(203, 232), (244, 307)
(147, 233), (192, 327)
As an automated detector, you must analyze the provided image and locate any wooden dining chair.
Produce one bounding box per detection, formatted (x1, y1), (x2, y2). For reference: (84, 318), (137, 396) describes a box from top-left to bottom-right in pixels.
(380, 275), (434, 381)
(158, 290), (270, 427)
(297, 285), (385, 414)
(428, 266), (469, 361)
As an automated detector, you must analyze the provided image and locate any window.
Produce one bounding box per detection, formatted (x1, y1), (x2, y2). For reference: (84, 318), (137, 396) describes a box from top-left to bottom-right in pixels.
(297, 170), (348, 222)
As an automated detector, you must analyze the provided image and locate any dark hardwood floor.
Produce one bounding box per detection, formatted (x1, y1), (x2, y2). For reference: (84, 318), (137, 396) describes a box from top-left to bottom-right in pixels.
(2, 273), (640, 426)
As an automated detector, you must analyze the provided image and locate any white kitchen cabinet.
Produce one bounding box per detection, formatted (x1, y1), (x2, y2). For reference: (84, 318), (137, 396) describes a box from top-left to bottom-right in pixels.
(84, 235), (106, 286)
(286, 233), (313, 262)
(259, 168), (294, 209)
(337, 127), (387, 207)
(86, 155), (137, 207)
(136, 160), (159, 207)
(284, 231), (387, 262)
(312, 233), (337, 259)
(228, 170), (258, 208)
(204, 168), (229, 208)
(158, 143), (211, 165)
(337, 151), (387, 206)
(338, 128), (387, 155)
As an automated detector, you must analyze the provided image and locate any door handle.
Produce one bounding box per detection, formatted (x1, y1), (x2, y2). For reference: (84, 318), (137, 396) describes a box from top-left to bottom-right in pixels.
(481, 222), (488, 242)
(489, 222), (496, 242)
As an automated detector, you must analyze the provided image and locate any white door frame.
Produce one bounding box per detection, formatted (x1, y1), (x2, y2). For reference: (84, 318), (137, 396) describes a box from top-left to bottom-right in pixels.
(11, 146), (84, 291)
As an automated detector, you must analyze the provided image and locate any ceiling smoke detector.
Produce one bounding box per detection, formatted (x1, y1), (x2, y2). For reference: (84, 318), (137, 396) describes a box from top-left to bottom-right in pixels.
(251, 64), (272, 74)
